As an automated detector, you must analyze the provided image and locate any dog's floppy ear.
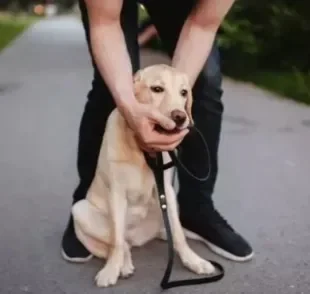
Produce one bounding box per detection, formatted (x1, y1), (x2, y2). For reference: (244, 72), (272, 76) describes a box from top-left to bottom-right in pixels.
(133, 69), (151, 104)
(133, 69), (144, 101)
(133, 69), (143, 85)
(185, 87), (194, 126)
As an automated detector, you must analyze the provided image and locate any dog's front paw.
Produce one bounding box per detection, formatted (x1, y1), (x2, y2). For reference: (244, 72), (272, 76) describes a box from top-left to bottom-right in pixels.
(120, 257), (135, 278)
(181, 249), (215, 275)
(95, 263), (121, 287)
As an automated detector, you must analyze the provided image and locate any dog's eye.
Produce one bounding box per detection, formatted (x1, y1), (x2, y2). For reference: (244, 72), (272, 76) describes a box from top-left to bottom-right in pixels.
(180, 89), (188, 97)
(150, 86), (164, 93)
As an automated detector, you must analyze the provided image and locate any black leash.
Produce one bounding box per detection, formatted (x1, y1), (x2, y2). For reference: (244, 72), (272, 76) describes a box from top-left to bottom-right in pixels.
(144, 126), (225, 290)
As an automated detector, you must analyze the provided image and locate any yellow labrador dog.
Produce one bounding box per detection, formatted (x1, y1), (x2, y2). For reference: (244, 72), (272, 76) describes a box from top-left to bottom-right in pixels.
(72, 64), (216, 287)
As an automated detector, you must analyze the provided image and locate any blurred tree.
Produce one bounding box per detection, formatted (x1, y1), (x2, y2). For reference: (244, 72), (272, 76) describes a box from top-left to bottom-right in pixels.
(219, 1), (310, 73)
(0, 0), (10, 10)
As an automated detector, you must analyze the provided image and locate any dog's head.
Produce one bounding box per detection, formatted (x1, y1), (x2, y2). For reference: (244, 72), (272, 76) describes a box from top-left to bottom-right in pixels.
(133, 64), (193, 133)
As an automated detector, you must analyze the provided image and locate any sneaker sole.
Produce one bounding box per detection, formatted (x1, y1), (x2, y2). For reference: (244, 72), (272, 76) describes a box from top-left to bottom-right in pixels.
(61, 248), (93, 263)
(183, 228), (254, 262)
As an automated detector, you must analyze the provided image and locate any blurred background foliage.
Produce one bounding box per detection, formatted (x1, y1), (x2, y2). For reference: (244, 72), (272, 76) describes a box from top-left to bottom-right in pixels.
(139, 1), (310, 104)
(0, 0), (309, 104)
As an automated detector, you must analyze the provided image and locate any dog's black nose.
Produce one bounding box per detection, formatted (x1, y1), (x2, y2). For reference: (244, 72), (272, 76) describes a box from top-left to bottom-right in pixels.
(171, 110), (186, 127)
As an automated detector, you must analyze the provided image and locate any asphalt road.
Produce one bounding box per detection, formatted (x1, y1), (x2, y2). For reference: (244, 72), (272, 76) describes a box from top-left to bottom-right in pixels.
(1, 16), (310, 294)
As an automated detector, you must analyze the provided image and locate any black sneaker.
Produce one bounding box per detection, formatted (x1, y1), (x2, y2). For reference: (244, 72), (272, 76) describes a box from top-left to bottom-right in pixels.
(61, 215), (93, 263)
(180, 201), (254, 262)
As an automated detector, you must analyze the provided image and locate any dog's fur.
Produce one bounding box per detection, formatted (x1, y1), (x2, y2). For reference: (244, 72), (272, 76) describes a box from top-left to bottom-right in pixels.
(72, 64), (216, 287)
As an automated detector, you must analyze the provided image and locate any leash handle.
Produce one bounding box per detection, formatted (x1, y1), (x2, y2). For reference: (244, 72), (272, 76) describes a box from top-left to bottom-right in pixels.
(153, 153), (224, 290)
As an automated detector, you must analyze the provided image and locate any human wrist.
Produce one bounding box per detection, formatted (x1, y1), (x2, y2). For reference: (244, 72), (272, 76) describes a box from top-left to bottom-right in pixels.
(115, 92), (139, 117)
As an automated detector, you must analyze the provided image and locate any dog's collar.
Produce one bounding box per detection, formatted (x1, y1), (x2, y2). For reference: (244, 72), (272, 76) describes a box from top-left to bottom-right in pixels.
(145, 126), (212, 182)
(144, 152), (174, 172)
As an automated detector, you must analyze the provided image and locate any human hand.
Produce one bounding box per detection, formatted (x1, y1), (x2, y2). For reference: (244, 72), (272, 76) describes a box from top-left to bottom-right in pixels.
(122, 103), (189, 152)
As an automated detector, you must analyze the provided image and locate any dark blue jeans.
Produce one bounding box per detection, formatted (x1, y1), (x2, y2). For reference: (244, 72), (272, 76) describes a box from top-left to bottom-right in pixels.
(74, 0), (224, 210)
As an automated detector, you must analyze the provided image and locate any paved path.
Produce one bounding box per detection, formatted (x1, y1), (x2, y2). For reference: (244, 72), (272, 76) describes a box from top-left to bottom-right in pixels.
(1, 16), (310, 294)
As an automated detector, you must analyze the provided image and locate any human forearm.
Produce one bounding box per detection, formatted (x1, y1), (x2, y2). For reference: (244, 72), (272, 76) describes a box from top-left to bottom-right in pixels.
(172, 0), (235, 86)
(86, 0), (137, 114)
(172, 20), (217, 87)
(90, 23), (137, 112)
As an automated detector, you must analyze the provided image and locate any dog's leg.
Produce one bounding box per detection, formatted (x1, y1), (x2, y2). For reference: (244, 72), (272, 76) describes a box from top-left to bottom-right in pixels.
(161, 152), (215, 275)
(120, 242), (135, 278)
(127, 205), (161, 247)
(164, 183), (215, 275)
(72, 199), (111, 258)
(95, 185), (130, 287)
(74, 220), (109, 259)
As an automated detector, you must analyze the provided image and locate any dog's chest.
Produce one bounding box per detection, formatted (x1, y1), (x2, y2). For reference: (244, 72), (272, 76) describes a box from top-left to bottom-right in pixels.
(125, 165), (157, 227)
(126, 165), (154, 204)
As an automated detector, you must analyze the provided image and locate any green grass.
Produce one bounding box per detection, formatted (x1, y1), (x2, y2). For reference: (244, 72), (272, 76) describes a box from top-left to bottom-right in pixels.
(227, 70), (310, 105)
(0, 12), (39, 52)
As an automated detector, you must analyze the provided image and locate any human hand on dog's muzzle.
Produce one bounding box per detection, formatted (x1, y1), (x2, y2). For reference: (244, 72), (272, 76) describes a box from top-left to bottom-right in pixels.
(122, 103), (189, 153)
